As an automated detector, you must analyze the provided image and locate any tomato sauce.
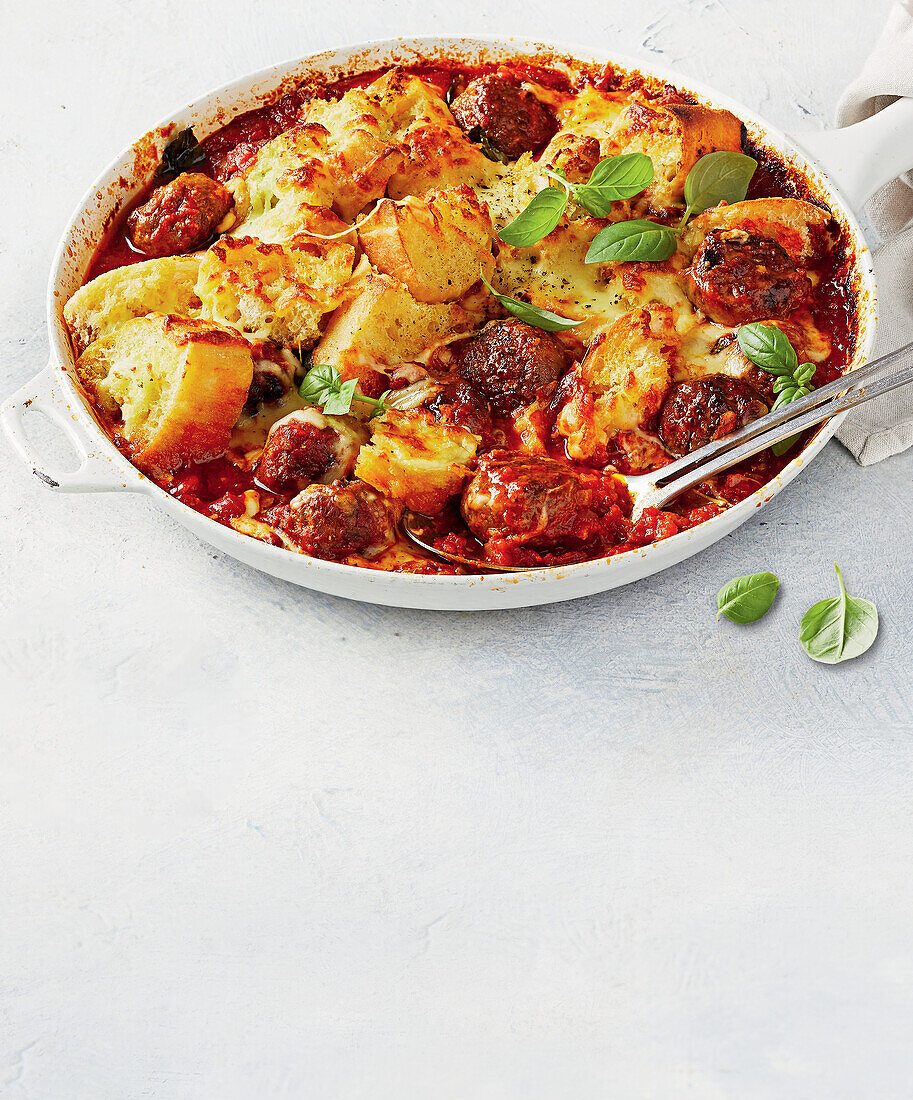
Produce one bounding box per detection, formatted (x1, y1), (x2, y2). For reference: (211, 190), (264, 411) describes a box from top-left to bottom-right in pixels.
(82, 59), (861, 573)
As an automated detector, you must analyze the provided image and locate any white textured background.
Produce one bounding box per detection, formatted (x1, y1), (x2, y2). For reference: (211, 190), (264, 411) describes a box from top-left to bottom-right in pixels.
(3, 1), (913, 1097)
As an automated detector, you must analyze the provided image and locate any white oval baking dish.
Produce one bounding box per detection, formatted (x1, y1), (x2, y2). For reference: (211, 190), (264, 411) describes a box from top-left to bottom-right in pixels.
(4, 36), (912, 610)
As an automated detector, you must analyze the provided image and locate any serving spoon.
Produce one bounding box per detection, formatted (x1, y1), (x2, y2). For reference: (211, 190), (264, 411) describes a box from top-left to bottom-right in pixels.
(402, 338), (913, 572)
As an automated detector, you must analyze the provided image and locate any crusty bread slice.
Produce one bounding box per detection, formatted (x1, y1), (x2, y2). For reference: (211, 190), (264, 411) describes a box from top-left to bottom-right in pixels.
(63, 255), (202, 354)
(354, 409), (478, 514)
(195, 234), (354, 348)
(608, 97), (742, 210)
(244, 91), (404, 222)
(358, 186), (494, 303)
(315, 273), (475, 377)
(75, 313), (253, 475)
(556, 307), (677, 460)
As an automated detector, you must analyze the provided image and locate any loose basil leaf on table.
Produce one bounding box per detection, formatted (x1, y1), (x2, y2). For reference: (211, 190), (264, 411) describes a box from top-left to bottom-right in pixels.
(585, 219), (678, 264)
(680, 150), (758, 224)
(799, 564), (879, 664)
(479, 270), (582, 332)
(499, 185), (569, 247)
(573, 152), (655, 216)
(158, 127), (207, 177)
(716, 571), (780, 623)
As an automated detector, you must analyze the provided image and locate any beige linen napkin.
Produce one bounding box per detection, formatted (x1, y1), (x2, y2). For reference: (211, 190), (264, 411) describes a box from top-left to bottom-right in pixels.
(835, 1), (913, 463)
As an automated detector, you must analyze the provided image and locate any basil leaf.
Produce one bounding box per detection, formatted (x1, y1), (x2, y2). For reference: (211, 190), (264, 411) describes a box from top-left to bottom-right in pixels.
(682, 151), (757, 222)
(573, 153), (655, 215)
(800, 564), (879, 664)
(299, 362), (340, 404)
(500, 185), (569, 247)
(771, 388), (798, 411)
(321, 377), (358, 415)
(716, 571), (780, 623)
(479, 270), (582, 332)
(370, 390), (393, 419)
(158, 127), (207, 177)
(585, 219), (677, 264)
(737, 323), (798, 376)
(770, 436), (800, 457)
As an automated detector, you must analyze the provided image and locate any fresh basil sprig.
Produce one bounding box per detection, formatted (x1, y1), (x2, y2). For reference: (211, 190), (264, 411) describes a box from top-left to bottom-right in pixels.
(737, 323), (816, 456)
(680, 151), (758, 226)
(583, 150), (758, 266)
(479, 270), (582, 332)
(585, 219), (678, 264)
(716, 571), (780, 623)
(799, 564), (879, 664)
(499, 153), (655, 248)
(299, 363), (390, 418)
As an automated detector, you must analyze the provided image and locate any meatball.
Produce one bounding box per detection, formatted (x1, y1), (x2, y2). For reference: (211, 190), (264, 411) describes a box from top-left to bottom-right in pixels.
(127, 172), (233, 257)
(255, 409), (368, 494)
(425, 379), (494, 448)
(454, 319), (569, 415)
(658, 376), (768, 457)
(684, 229), (813, 326)
(268, 481), (396, 561)
(244, 352), (299, 414)
(461, 451), (629, 561)
(450, 75), (558, 160)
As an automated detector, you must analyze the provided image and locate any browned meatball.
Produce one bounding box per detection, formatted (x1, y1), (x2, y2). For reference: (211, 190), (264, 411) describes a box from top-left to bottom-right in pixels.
(450, 75), (558, 160)
(461, 451), (628, 559)
(243, 353), (299, 414)
(127, 172), (233, 257)
(255, 410), (367, 494)
(425, 380), (495, 448)
(658, 376), (768, 457)
(454, 319), (569, 415)
(267, 481), (396, 561)
(684, 229), (812, 326)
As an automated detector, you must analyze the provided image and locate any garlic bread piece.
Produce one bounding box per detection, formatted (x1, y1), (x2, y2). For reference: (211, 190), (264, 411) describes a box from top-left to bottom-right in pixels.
(75, 314), (253, 475)
(244, 90), (404, 222)
(358, 186), (494, 303)
(315, 273), (476, 378)
(608, 96), (742, 211)
(196, 234), (354, 348)
(355, 408), (479, 514)
(63, 255), (202, 354)
(233, 198), (351, 250)
(556, 307), (678, 460)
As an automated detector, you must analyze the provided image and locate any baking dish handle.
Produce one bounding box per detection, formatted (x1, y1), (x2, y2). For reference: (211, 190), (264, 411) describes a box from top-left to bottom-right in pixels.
(0, 363), (147, 493)
(794, 96), (913, 213)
